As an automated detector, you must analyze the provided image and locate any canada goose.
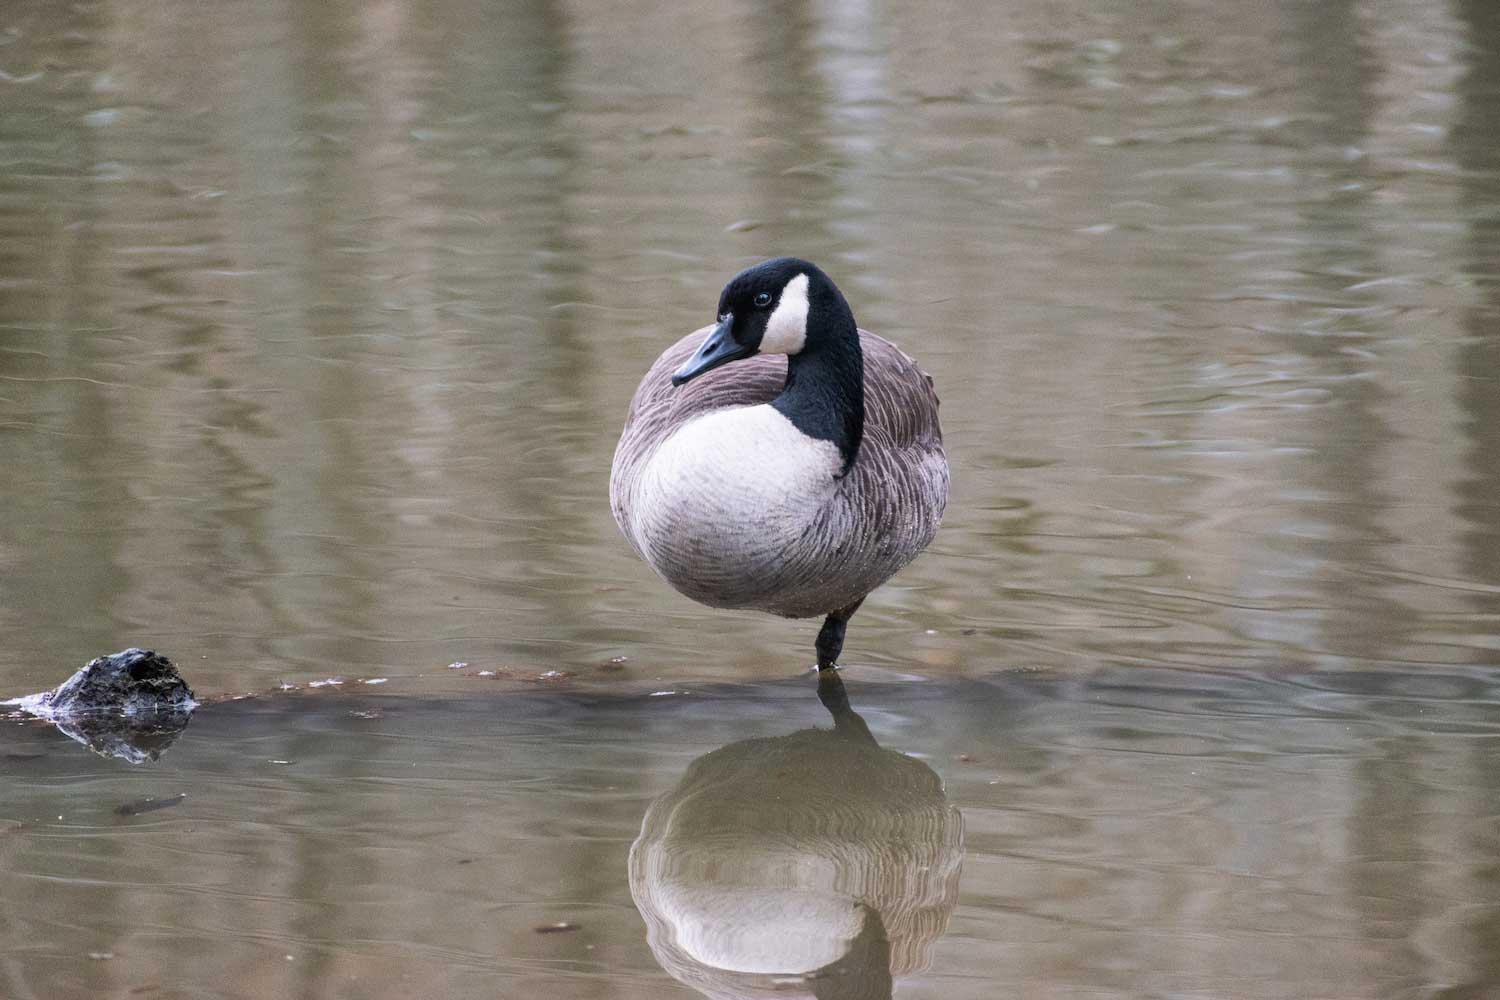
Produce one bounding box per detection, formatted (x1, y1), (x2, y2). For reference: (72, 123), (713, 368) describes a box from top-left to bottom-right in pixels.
(610, 257), (947, 671)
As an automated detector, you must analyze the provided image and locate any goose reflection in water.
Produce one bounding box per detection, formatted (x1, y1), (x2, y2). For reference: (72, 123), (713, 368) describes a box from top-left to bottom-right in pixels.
(629, 672), (964, 1000)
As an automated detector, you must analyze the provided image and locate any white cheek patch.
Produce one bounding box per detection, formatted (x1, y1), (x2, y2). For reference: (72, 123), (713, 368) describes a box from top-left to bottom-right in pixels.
(759, 272), (809, 355)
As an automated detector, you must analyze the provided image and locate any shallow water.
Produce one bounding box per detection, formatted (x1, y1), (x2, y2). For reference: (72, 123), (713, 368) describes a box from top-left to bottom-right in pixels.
(4, 670), (1499, 999)
(3, 0), (1500, 995)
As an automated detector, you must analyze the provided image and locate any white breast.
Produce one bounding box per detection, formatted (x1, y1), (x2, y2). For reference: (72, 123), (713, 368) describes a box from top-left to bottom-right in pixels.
(631, 405), (843, 605)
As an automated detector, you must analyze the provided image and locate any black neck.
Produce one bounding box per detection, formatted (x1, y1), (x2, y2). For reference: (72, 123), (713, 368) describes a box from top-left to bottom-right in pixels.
(770, 281), (864, 474)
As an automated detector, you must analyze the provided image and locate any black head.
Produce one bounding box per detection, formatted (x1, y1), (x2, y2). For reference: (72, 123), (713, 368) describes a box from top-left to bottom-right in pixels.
(672, 257), (852, 387)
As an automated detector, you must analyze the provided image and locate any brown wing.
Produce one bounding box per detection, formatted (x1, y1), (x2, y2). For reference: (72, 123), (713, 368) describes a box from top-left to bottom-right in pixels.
(832, 333), (948, 586)
(855, 331), (944, 462)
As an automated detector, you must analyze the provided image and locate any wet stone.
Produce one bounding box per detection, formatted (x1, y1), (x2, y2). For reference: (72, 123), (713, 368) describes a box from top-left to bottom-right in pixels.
(45, 648), (195, 717)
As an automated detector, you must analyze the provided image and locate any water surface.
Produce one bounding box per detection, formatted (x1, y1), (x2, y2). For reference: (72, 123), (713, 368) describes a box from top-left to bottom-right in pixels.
(2, 0), (1499, 690)
(3, 0), (1500, 995)
(6, 669), (1499, 999)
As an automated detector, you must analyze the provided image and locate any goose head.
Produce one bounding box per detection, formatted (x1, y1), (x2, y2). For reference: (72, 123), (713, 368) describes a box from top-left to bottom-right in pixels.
(671, 257), (853, 387)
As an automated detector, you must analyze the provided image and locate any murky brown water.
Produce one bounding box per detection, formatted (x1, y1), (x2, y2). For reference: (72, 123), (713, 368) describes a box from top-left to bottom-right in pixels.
(3, 0), (1500, 995)
(5, 671), (1500, 999)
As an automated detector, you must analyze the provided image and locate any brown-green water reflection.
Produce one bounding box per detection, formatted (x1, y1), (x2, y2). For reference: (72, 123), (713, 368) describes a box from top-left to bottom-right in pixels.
(3, 0), (1500, 691)
(4, 670), (1499, 999)
(4, 0), (1500, 995)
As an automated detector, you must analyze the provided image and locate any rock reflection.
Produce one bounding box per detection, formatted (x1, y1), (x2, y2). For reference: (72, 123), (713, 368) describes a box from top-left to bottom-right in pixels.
(628, 672), (963, 1000)
(48, 710), (192, 764)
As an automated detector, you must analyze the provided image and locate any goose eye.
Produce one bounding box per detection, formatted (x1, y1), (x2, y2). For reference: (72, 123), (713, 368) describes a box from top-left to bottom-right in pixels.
(754, 292), (772, 308)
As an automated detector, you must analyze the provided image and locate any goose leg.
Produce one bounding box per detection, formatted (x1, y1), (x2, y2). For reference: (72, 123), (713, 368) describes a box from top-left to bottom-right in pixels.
(814, 599), (864, 671)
